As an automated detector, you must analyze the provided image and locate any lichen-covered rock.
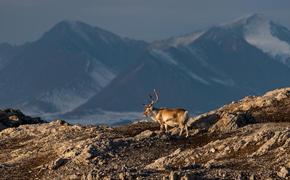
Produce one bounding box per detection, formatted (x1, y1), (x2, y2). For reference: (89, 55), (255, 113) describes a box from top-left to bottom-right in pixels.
(144, 123), (289, 179)
(189, 87), (290, 132)
(0, 88), (289, 179)
(209, 111), (255, 132)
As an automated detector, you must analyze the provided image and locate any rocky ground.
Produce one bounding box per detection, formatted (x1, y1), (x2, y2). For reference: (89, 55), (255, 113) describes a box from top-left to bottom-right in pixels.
(0, 88), (289, 180)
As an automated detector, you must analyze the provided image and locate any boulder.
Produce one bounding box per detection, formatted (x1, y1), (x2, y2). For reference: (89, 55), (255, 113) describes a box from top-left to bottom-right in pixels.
(0, 108), (46, 131)
(210, 111), (255, 132)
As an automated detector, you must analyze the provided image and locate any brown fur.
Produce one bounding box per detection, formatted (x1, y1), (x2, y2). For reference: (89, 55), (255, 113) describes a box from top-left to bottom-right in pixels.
(144, 105), (189, 137)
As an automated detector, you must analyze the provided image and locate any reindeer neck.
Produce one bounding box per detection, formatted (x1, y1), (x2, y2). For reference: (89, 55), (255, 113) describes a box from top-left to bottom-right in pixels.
(151, 106), (160, 116)
(149, 107), (160, 121)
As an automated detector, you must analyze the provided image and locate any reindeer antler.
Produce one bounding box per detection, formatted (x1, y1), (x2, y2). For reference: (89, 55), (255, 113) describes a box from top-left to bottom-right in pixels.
(147, 89), (159, 105)
(153, 89), (159, 103)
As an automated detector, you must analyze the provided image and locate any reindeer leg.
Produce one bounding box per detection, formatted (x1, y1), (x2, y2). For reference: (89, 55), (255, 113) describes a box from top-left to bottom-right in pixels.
(179, 125), (184, 136)
(169, 127), (178, 133)
(185, 125), (189, 138)
(160, 123), (165, 133)
(164, 124), (168, 133)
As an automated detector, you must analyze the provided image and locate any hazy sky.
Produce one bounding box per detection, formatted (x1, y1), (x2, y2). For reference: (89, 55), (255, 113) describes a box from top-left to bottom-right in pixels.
(1, 0), (290, 45)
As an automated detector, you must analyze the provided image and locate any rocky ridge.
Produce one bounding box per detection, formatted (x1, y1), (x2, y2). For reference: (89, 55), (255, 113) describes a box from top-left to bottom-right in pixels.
(189, 87), (290, 132)
(0, 88), (289, 179)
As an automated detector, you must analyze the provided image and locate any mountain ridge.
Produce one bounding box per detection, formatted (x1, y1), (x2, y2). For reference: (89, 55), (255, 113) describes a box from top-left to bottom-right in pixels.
(67, 14), (290, 121)
(0, 20), (148, 116)
(1, 14), (290, 123)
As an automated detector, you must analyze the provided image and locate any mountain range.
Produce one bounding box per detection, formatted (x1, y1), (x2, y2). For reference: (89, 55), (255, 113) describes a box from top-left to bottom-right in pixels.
(1, 14), (290, 124)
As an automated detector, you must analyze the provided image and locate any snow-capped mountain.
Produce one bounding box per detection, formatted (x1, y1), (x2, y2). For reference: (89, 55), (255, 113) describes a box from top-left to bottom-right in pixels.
(1, 14), (290, 124)
(223, 14), (290, 66)
(0, 21), (147, 115)
(66, 14), (290, 120)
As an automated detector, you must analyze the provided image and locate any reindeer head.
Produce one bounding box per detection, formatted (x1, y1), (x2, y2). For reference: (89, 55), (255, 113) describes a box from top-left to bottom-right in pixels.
(143, 89), (159, 117)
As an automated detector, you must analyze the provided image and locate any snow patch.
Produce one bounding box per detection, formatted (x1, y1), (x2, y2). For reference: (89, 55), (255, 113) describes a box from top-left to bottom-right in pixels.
(151, 48), (210, 85)
(186, 71), (210, 85)
(244, 17), (290, 61)
(36, 56), (115, 114)
(211, 77), (235, 87)
(151, 49), (178, 65)
(38, 88), (95, 113)
(170, 32), (204, 47)
(88, 59), (116, 87)
(153, 31), (204, 49)
(65, 20), (118, 45)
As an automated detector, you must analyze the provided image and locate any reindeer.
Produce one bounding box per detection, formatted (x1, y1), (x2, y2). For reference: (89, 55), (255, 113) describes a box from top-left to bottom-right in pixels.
(143, 90), (189, 137)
